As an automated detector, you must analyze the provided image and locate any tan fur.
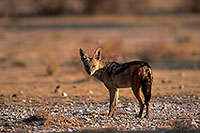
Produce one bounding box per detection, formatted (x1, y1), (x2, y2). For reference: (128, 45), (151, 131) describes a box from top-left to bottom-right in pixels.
(80, 47), (153, 118)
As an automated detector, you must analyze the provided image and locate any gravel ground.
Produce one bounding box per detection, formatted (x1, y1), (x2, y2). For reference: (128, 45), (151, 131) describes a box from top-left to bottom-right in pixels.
(0, 95), (199, 132)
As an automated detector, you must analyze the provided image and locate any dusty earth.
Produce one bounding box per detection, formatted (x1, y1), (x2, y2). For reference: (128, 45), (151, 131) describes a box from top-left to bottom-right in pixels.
(0, 15), (200, 132)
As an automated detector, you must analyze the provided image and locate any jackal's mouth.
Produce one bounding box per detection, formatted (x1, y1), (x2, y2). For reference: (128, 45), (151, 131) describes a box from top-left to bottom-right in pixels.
(90, 71), (95, 76)
(90, 70), (98, 76)
(87, 71), (91, 75)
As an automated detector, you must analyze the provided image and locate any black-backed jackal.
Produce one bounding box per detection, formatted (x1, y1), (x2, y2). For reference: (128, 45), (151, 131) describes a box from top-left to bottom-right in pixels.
(80, 47), (153, 118)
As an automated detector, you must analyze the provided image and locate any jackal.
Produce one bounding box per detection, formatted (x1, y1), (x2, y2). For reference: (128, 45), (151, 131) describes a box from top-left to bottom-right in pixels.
(80, 47), (153, 118)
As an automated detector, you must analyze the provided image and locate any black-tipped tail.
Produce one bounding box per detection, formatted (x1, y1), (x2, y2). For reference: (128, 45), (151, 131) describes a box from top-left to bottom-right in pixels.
(141, 66), (153, 104)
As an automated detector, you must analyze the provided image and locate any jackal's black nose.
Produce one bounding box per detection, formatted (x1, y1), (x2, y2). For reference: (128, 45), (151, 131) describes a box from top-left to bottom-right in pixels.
(87, 71), (91, 75)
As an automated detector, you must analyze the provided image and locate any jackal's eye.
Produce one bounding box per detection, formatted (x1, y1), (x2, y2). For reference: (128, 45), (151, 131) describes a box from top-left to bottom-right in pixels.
(92, 65), (96, 68)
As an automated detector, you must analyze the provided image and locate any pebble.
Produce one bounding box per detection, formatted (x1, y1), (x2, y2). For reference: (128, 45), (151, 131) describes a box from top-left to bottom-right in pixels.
(54, 85), (60, 93)
(191, 119), (197, 125)
(62, 92), (68, 97)
(88, 90), (93, 94)
(179, 85), (184, 89)
(0, 95), (199, 132)
(18, 90), (24, 94)
(126, 107), (131, 111)
(68, 128), (73, 132)
(22, 99), (26, 102)
(12, 94), (17, 97)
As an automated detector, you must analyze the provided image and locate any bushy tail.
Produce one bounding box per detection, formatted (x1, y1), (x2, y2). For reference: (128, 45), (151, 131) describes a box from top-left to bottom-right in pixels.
(141, 63), (153, 105)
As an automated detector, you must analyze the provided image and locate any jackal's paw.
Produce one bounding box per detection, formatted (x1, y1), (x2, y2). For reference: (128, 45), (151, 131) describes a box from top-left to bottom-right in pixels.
(108, 113), (112, 118)
(108, 113), (116, 118)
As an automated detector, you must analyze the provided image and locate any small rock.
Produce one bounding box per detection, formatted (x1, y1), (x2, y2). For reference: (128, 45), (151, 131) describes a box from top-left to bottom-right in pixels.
(128, 102), (132, 106)
(191, 119), (197, 125)
(85, 108), (90, 113)
(88, 90), (93, 94)
(62, 92), (68, 97)
(162, 80), (172, 84)
(18, 90), (24, 94)
(54, 85), (60, 93)
(12, 94), (17, 97)
(37, 95), (42, 99)
(131, 127), (135, 130)
(161, 80), (166, 83)
(85, 117), (91, 121)
(126, 107), (132, 111)
(68, 128), (73, 132)
(22, 99), (26, 102)
(179, 85), (184, 89)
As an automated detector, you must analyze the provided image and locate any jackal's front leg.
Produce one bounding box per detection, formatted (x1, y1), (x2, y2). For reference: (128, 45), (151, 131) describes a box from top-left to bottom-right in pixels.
(108, 88), (119, 118)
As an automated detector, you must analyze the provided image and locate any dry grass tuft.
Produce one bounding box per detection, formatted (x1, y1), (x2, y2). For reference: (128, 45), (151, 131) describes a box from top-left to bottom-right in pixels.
(46, 59), (57, 76)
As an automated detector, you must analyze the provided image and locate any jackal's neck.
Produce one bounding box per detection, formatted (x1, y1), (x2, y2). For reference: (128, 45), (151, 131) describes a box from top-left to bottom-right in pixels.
(92, 61), (111, 81)
(99, 61), (108, 69)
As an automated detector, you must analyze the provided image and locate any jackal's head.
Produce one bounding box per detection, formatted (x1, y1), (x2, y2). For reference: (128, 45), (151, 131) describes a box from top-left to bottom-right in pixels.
(80, 47), (102, 76)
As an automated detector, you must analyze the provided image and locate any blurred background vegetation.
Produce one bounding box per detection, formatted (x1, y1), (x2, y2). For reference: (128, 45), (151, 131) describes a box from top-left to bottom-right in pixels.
(0, 0), (199, 70)
(0, 0), (199, 17)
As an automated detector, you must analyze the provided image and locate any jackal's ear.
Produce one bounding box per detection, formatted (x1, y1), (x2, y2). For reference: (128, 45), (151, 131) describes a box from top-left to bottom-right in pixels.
(80, 48), (88, 61)
(93, 47), (102, 60)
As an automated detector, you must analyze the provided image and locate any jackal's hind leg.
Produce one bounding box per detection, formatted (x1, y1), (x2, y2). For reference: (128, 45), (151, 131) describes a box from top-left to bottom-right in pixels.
(144, 102), (150, 119)
(142, 85), (151, 119)
(131, 84), (144, 118)
(108, 88), (119, 118)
